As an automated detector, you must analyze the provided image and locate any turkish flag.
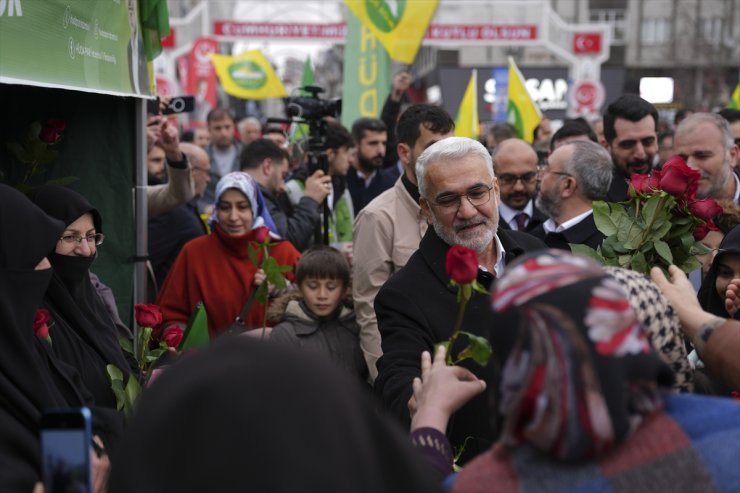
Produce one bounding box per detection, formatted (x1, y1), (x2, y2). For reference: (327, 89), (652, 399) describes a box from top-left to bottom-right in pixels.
(161, 29), (176, 49)
(573, 33), (601, 54)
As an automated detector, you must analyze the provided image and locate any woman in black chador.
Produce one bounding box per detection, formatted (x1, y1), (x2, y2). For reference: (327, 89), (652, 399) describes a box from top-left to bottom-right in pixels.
(27, 185), (136, 409)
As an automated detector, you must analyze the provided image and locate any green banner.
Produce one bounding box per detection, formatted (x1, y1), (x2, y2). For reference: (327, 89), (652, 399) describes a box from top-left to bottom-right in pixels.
(341, 10), (391, 128)
(0, 0), (152, 97)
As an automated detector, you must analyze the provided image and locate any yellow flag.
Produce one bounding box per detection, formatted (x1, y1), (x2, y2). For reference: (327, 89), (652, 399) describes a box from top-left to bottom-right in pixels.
(344, 0), (438, 64)
(210, 50), (287, 100)
(729, 83), (740, 109)
(454, 70), (479, 139)
(507, 57), (541, 143)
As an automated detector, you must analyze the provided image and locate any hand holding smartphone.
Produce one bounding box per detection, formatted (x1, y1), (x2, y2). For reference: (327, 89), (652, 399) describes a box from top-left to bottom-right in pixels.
(41, 407), (93, 493)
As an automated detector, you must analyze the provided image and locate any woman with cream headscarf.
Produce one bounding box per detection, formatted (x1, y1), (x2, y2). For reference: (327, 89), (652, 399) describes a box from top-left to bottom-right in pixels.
(156, 172), (301, 339)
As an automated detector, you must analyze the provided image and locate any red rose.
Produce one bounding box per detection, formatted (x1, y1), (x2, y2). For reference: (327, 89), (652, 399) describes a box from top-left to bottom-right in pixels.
(659, 156), (700, 199)
(446, 245), (479, 284)
(33, 308), (50, 339)
(135, 304), (163, 327)
(253, 226), (270, 244)
(38, 118), (66, 144)
(693, 220), (718, 241)
(688, 197), (723, 222)
(628, 174), (652, 197)
(162, 327), (184, 349)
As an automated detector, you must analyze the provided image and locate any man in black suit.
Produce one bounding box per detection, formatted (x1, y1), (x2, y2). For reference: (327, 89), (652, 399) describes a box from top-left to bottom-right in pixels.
(530, 140), (613, 251)
(373, 137), (546, 464)
(491, 138), (547, 232)
(602, 94), (659, 202)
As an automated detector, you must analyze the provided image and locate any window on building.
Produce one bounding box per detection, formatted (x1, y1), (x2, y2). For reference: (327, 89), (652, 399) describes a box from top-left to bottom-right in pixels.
(589, 9), (627, 45)
(641, 18), (672, 45)
(700, 17), (723, 46)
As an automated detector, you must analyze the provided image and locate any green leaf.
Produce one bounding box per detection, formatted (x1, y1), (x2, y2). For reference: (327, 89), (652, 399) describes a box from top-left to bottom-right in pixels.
(592, 201), (620, 236)
(106, 364), (126, 412)
(653, 239), (673, 264)
(640, 194), (664, 224)
(277, 264), (293, 273)
(254, 283), (269, 304)
(630, 251), (649, 274)
(460, 332), (492, 366)
(123, 375), (142, 418)
(678, 256), (701, 273)
(471, 280), (488, 294)
(106, 364), (124, 382)
(570, 243), (604, 263)
(118, 336), (134, 354)
(691, 242), (711, 255)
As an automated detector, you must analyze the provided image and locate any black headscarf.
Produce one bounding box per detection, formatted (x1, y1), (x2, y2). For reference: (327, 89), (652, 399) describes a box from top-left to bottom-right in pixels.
(108, 337), (443, 493)
(27, 185), (136, 408)
(0, 184), (90, 491)
(698, 224), (740, 319)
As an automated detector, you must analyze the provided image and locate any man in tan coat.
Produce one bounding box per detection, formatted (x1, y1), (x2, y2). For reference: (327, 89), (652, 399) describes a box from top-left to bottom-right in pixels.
(352, 104), (454, 382)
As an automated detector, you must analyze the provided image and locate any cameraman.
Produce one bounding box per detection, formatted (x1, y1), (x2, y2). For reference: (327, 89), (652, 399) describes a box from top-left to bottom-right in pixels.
(241, 139), (330, 252)
(285, 122), (355, 254)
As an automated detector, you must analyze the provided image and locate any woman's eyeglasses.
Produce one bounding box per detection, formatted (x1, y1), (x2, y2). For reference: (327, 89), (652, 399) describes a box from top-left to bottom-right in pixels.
(59, 233), (105, 246)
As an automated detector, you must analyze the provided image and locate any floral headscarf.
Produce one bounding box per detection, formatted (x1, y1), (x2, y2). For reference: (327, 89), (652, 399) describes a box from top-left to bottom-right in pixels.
(209, 172), (278, 234)
(491, 250), (674, 461)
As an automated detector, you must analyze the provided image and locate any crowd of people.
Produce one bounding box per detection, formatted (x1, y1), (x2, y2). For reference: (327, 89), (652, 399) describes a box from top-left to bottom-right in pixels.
(3, 73), (740, 492)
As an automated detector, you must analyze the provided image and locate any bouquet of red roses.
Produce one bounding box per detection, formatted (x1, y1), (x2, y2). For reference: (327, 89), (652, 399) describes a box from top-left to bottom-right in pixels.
(572, 156), (722, 275)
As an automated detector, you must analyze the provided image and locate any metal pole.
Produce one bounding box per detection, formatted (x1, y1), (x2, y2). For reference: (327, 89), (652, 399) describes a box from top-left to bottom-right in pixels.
(133, 97), (149, 355)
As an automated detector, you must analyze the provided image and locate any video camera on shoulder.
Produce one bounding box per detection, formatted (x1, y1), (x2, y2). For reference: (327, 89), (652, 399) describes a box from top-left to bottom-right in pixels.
(285, 86), (341, 123)
(284, 86), (342, 175)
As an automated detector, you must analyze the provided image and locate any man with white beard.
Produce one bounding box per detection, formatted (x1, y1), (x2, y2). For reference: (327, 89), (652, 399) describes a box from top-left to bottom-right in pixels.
(373, 137), (545, 465)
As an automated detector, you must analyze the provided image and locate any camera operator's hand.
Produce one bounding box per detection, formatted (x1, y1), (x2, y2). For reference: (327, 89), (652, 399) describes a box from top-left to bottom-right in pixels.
(304, 170), (332, 204)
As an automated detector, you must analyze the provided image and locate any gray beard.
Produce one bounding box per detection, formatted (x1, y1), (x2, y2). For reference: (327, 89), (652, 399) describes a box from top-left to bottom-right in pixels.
(430, 214), (497, 253)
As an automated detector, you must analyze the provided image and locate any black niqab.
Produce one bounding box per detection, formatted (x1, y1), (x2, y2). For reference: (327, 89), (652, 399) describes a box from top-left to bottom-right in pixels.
(0, 184), (88, 491)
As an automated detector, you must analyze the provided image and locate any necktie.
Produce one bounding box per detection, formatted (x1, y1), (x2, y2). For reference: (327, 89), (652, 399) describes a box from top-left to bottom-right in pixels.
(514, 212), (528, 231)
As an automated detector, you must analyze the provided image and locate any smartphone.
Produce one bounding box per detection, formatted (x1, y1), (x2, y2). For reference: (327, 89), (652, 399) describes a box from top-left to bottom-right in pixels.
(41, 407), (92, 493)
(162, 96), (195, 115)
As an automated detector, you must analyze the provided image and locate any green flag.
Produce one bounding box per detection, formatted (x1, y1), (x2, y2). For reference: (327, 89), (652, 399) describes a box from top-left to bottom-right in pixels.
(178, 302), (210, 351)
(290, 57), (316, 143)
(729, 83), (740, 109)
(139, 0), (171, 61)
(341, 10), (391, 128)
(300, 56), (315, 95)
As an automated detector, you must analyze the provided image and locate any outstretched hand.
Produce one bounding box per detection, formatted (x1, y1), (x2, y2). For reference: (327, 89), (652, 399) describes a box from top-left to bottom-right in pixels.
(650, 265), (721, 340)
(409, 345), (486, 433)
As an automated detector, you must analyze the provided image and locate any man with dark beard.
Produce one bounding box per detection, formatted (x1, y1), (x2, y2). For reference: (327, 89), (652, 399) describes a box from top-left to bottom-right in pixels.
(602, 94), (659, 202)
(373, 137), (545, 464)
(491, 139), (546, 232)
(530, 140), (613, 251)
(345, 118), (396, 212)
